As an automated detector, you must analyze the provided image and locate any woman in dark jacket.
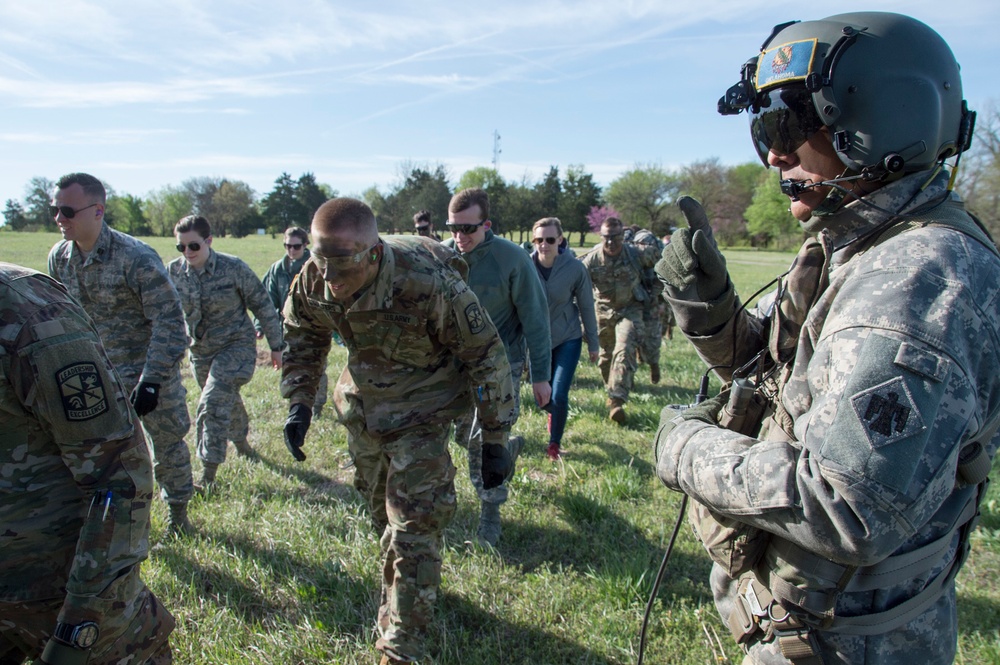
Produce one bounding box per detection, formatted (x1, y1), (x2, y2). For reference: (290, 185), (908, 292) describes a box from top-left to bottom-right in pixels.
(531, 217), (599, 459)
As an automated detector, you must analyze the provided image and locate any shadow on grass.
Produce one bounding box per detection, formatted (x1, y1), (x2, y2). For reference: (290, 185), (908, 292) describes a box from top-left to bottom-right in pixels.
(958, 593), (1000, 638)
(431, 589), (622, 665)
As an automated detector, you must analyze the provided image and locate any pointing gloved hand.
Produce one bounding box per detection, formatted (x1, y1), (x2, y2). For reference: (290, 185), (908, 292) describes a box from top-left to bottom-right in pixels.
(653, 392), (727, 491)
(481, 442), (513, 490)
(655, 196), (729, 302)
(129, 381), (160, 417)
(283, 403), (312, 462)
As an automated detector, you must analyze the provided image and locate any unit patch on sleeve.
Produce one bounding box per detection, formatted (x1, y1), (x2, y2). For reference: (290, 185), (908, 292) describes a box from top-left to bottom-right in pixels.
(850, 377), (925, 449)
(56, 362), (109, 421)
(465, 302), (486, 334)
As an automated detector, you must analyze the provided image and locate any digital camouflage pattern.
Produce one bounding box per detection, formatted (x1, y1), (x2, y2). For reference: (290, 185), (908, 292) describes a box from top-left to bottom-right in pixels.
(259, 248), (328, 411)
(0, 263), (173, 663)
(281, 235), (514, 662)
(655, 171), (1000, 664)
(631, 228), (666, 368)
(581, 241), (658, 402)
(48, 223), (194, 505)
(168, 250), (283, 464)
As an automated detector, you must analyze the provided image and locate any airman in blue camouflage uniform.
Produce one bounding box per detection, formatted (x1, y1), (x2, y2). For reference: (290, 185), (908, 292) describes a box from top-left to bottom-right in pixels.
(47, 173), (195, 535)
(653, 13), (998, 665)
(168, 215), (284, 489)
(0, 263), (174, 664)
(280, 198), (515, 665)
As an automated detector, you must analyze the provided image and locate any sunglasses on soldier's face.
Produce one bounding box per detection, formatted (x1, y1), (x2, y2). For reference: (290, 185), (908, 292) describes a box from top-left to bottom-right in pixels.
(176, 242), (202, 252)
(446, 222), (485, 236)
(533, 236), (558, 245)
(284, 243), (304, 250)
(50, 203), (98, 219)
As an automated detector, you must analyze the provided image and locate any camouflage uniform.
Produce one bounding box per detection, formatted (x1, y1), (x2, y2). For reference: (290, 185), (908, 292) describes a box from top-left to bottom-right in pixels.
(281, 235), (515, 662)
(168, 250), (283, 466)
(630, 228), (666, 368)
(580, 241), (658, 402)
(48, 223), (194, 506)
(655, 172), (1000, 664)
(0, 263), (174, 664)
(444, 230), (550, 504)
(259, 249), (327, 412)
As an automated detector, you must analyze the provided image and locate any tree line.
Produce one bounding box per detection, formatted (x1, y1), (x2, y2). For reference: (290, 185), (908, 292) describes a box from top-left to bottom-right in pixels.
(5, 102), (998, 248)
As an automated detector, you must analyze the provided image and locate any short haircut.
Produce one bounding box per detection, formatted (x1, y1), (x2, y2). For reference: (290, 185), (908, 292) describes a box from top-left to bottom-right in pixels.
(313, 198), (378, 247)
(532, 217), (563, 236)
(603, 217), (623, 232)
(284, 226), (309, 243)
(175, 215), (212, 238)
(413, 210), (431, 226)
(56, 173), (106, 204)
(448, 188), (489, 221)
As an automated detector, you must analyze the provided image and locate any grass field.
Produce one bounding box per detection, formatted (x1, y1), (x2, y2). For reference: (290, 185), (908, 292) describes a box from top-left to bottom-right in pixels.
(4, 231), (999, 664)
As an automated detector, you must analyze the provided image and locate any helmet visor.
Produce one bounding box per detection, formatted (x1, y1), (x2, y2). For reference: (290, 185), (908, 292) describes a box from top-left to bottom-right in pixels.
(749, 86), (825, 163)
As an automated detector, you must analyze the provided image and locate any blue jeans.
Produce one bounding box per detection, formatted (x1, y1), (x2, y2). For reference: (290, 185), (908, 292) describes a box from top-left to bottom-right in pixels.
(549, 337), (583, 445)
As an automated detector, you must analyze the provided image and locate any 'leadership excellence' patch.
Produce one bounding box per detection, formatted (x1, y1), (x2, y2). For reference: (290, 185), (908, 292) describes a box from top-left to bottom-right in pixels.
(57, 362), (109, 421)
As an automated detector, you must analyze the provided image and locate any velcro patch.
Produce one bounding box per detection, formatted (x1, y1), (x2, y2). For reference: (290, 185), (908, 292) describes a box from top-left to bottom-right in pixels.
(850, 377), (925, 449)
(57, 362), (109, 421)
(756, 38), (818, 91)
(465, 302), (486, 334)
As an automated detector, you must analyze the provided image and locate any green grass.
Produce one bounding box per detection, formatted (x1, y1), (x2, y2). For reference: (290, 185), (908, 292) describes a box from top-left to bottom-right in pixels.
(6, 232), (999, 664)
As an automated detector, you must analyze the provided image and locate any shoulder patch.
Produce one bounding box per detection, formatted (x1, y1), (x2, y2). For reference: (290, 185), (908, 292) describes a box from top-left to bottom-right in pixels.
(850, 377), (925, 449)
(56, 362), (109, 421)
(464, 302), (486, 334)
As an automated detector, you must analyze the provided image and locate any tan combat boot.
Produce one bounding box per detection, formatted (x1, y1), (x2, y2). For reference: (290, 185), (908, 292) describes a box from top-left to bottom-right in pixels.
(607, 397), (626, 425)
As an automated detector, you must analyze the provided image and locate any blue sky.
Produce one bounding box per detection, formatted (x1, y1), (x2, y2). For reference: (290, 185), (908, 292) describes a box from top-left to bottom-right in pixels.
(2, 1), (997, 207)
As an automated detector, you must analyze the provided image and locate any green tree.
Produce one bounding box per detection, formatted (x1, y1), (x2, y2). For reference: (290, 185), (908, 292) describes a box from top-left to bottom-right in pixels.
(144, 186), (195, 236)
(182, 176), (223, 223)
(3, 199), (28, 230)
(558, 165), (602, 247)
(261, 173), (309, 234)
(455, 166), (510, 232)
(745, 170), (801, 249)
(24, 177), (56, 231)
(212, 180), (257, 237)
(534, 166), (561, 219)
(502, 176), (541, 243)
(296, 173), (332, 222)
(388, 163), (452, 232)
(604, 163), (679, 236)
(105, 193), (150, 236)
(361, 186), (395, 234)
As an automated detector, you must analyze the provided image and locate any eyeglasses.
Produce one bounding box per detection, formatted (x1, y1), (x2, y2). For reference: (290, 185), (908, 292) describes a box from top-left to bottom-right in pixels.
(446, 222), (485, 235)
(50, 203), (99, 219)
(176, 242), (203, 252)
(284, 243), (304, 250)
(749, 86), (825, 163)
(312, 241), (380, 273)
(532, 236), (558, 245)
(416, 227), (431, 236)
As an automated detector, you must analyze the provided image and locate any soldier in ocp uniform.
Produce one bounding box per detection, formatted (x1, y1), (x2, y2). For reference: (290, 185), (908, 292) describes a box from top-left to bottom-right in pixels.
(580, 216), (658, 425)
(0, 263), (174, 665)
(47, 173), (196, 535)
(279, 198), (515, 665)
(167, 215), (284, 489)
(653, 13), (997, 664)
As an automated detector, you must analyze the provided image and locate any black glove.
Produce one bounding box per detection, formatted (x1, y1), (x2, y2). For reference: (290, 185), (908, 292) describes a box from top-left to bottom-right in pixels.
(283, 403), (312, 462)
(655, 196), (729, 302)
(130, 381), (160, 417)
(40, 638), (90, 665)
(481, 442), (512, 489)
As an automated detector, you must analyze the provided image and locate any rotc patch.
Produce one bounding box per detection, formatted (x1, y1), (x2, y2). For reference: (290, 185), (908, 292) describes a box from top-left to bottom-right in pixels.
(56, 362), (109, 421)
(465, 302), (486, 334)
(850, 377), (924, 449)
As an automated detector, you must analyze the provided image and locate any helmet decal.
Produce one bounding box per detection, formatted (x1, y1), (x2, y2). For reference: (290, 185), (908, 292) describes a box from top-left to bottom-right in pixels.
(756, 39), (818, 91)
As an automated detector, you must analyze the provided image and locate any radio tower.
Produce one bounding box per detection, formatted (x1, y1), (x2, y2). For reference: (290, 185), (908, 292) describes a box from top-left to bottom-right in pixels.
(492, 130), (501, 170)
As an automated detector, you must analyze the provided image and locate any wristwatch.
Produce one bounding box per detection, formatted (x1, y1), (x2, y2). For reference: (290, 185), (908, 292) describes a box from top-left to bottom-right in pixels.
(52, 621), (100, 649)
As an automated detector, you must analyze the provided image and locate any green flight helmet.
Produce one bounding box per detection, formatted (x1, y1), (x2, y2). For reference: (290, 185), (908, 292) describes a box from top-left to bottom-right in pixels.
(719, 12), (976, 181)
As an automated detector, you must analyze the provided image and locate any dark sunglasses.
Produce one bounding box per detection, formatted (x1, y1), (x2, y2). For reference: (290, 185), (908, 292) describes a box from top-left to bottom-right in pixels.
(416, 227), (431, 236)
(601, 232), (623, 241)
(50, 203), (98, 219)
(446, 222), (485, 235)
(532, 236), (558, 245)
(749, 86), (824, 164)
(284, 243), (304, 250)
(176, 242), (203, 252)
